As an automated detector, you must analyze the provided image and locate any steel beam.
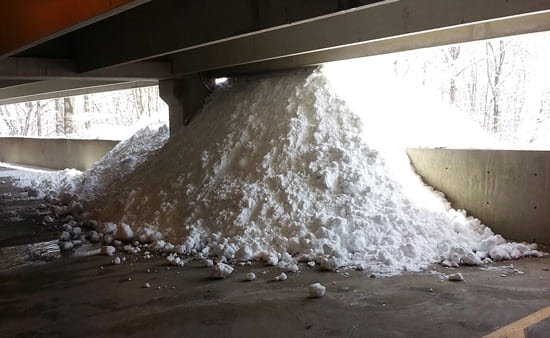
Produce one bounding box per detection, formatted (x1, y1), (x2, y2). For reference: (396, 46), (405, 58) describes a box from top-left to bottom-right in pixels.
(169, 0), (550, 77)
(0, 80), (35, 89)
(0, 57), (172, 81)
(0, 79), (157, 106)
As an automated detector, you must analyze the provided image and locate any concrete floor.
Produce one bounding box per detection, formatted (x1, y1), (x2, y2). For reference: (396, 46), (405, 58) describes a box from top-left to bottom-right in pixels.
(2, 167), (550, 337)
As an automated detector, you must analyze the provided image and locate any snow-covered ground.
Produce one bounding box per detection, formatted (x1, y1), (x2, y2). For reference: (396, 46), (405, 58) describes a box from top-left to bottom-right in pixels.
(3, 68), (546, 276)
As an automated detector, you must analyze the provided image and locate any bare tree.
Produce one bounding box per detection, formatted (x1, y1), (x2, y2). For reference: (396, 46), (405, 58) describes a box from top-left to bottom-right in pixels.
(35, 102), (42, 136)
(55, 98), (64, 135)
(64, 97), (74, 135)
(448, 46), (460, 104)
(22, 102), (34, 136)
(485, 40), (506, 134)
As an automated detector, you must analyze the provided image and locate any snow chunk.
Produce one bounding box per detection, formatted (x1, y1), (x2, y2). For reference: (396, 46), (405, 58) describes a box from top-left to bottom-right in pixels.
(308, 283), (326, 298)
(210, 263), (233, 279)
(115, 223), (134, 241)
(59, 241), (74, 251)
(235, 246), (253, 262)
(99, 222), (117, 234)
(100, 246), (116, 256)
(273, 272), (287, 281)
(448, 273), (464, 282)
(59, 231), (71, 242)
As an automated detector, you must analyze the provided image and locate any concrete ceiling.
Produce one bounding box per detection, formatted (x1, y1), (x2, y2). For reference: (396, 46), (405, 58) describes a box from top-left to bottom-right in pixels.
(1, 0), (550, 105)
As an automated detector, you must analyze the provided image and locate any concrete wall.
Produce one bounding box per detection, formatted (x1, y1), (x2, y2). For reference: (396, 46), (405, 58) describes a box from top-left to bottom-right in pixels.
(406, 148), (550, 245)
(0, 137), (118, 171)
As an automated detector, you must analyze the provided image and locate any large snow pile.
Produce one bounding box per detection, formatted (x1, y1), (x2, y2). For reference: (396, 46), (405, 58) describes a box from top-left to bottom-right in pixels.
(2, 123), (168, 200)
(62, 68), (542, 275)
(73, 123), (168, 199)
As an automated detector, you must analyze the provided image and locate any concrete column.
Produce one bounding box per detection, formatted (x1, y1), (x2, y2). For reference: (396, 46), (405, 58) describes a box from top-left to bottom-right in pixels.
(159, 74), (214, 136)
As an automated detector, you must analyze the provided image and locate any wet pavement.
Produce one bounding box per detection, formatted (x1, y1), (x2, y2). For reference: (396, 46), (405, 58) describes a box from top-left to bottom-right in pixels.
(1, 166), (550, 337)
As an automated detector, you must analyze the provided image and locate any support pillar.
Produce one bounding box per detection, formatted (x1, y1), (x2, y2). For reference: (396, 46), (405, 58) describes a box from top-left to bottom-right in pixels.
(159, 74), (214, 136)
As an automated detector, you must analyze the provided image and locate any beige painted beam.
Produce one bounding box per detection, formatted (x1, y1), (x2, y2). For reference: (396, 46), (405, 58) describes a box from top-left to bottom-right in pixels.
(171, 0), (550, 76)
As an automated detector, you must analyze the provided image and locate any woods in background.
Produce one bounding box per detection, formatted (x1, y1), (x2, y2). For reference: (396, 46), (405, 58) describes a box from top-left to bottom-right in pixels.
(390, 32), (550, 146)
(2, 32), (550, 145)
(0, 86), (166, 139)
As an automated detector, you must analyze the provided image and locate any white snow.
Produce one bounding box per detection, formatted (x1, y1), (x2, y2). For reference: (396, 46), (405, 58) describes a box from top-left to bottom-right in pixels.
(114, 223), (134, 241)
(1, 122), (168, 200)
(245, 272), (256, 281)
(166, 253), (185, 267)
(100, 246), (116, 256)
(59, 241), (74, 251)
(59, 231), (70, 242)
(273, 272), (287, 281)
(210, 263), (233, 279)
(448, 273), (464, 282)
(308, 283), (326, 298)
(7, 68), (547, 276)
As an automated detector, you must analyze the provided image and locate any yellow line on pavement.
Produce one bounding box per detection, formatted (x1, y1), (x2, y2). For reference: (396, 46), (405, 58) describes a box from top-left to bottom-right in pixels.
(484, 305), (550, 338)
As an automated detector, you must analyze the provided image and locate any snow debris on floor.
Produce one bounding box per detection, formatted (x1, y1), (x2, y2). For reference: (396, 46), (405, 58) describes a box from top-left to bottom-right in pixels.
(9, 68), (547, 277)
(245, 272), (256, 281)
(448, 273), (464, 282)
(100, 246), (116, 256)
(210, 263), (234, 279)
(273, 272), (288, 281)
(1, 122), (168, 200)
(308, 283), (326, 298)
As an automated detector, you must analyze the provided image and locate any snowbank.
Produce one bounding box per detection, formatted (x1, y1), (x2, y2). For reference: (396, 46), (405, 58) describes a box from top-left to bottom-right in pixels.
(7, 68), (545, 276)
(2, 122), (168, 200)
(78, 69), (544, 275)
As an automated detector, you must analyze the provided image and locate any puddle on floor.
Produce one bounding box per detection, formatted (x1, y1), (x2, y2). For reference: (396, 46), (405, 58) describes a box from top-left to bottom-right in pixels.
(0, 240), (60, 270)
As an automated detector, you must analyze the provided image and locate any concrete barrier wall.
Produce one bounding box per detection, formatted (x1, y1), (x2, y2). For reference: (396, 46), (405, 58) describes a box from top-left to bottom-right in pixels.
(0, 137), (118, 171)
(406, 148), (550, 245)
